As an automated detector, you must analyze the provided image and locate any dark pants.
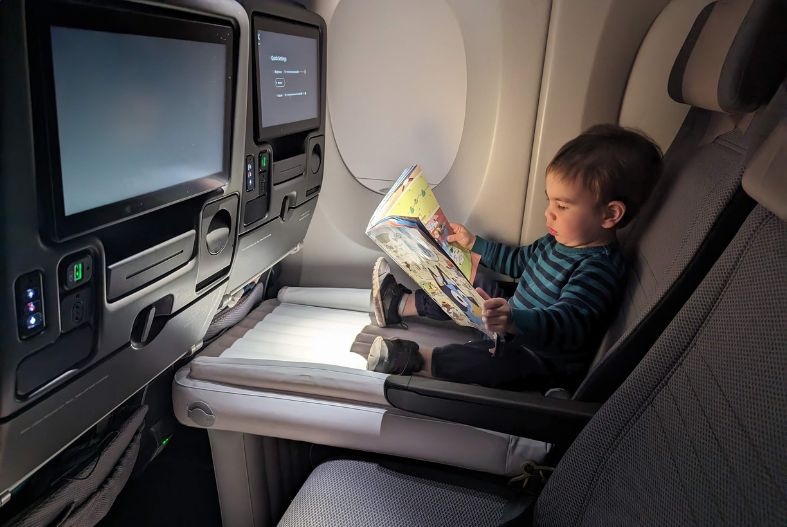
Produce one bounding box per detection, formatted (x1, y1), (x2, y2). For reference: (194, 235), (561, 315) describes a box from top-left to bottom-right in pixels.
(412, 272), (553, 389)
(430, 338), (553, 390)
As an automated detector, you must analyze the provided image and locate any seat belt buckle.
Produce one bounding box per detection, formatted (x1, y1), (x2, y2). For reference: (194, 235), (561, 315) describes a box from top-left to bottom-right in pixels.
(508, 460), (555, 490)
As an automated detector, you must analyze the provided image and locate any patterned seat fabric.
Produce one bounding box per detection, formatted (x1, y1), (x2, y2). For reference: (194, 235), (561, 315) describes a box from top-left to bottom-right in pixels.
(536, 210), (787, 525)
(278, 459), (515, 527)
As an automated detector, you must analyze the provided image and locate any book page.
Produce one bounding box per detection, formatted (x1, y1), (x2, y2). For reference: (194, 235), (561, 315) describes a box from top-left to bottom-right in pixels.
(367, 165), (418, 228)
(367, 216), (494, 340)
(370, 165), (476, 280)
(385, 166), (439, 220)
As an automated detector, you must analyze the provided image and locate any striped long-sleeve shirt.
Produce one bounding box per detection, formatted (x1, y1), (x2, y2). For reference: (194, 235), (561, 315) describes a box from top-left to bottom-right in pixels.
(472, 234), (625, 360)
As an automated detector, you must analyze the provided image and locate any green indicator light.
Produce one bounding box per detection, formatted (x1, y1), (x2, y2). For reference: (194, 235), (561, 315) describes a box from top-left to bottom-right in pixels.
(74, 262), (83, 282)
(162, 436), (171, 446)
(262, 155), (268, 167)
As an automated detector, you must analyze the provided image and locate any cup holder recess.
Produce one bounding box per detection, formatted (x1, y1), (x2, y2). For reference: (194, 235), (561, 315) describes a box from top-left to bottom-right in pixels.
(310, 142), (322, 174)
(205, 208), (232, 255)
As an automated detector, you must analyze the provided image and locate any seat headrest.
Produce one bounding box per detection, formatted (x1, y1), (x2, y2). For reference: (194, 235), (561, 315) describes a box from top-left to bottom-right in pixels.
(743, 119), (787, 221)
(668, 0), (787, 113)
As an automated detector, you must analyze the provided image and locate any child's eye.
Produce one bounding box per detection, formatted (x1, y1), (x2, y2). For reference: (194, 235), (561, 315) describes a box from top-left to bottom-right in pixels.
(557, 204), (568, 210)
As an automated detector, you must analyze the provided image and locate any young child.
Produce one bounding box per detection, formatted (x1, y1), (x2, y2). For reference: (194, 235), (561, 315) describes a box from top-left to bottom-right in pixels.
(367, 124), (662, 390)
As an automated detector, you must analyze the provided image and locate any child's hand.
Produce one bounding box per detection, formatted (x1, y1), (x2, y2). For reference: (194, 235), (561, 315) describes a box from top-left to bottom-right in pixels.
(447, 223), (476, 251)
(476, 288), (514, 334)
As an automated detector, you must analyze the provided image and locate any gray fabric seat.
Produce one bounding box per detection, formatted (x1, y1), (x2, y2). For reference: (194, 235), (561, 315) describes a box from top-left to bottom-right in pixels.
(575, 0), (787, 401)
(278, 112), (787, 527)
(536, 129), (787, 525)
(278, 459), (515, 527)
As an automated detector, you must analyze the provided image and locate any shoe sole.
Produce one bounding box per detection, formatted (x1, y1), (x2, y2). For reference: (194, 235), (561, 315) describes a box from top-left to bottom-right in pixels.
(371, 257), (389, 327)
(367, 336), (388, 371)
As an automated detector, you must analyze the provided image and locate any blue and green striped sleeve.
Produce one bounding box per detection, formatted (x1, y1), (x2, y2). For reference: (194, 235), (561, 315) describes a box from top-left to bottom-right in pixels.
(510, 255), (621, 352)
(471, 235), (543, 279)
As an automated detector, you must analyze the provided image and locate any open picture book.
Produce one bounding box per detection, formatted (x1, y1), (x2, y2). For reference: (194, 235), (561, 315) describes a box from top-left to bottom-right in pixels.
(366, 165), (495, 340)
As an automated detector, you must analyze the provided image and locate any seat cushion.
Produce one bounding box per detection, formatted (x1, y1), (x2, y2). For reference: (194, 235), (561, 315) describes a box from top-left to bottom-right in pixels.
(201, 288), (480, 367)
(219, 301), (371, 368)
(278, 459), (515, 527)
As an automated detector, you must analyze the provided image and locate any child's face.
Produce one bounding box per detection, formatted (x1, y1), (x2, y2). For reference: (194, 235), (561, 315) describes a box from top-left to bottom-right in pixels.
(544, 172), (618, 248)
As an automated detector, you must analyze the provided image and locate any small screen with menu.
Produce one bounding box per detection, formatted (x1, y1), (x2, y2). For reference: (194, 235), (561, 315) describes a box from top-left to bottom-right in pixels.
(256, 28), (319, 129)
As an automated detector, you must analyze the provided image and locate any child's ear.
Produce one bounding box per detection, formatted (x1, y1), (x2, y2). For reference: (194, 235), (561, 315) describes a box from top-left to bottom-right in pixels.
(601, 200), (626, 229)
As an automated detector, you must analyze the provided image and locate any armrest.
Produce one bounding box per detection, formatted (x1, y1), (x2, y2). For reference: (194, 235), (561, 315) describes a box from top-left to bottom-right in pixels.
(384, 376), (600, 443)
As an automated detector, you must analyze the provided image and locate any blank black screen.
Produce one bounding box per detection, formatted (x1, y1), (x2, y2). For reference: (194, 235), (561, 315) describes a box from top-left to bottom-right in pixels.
(50, 26), (228, 216)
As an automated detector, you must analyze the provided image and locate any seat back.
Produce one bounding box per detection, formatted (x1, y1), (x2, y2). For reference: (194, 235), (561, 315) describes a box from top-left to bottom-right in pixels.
(574, 0), (787, 402)
(535, 119), (787, 526)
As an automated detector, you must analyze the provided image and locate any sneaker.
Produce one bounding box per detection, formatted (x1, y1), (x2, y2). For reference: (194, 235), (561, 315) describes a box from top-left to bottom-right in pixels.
(371, 257), (411, 327)
(367, 336), (424, 374)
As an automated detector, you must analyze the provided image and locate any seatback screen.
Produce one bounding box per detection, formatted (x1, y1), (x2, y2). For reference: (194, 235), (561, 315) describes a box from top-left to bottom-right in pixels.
(51, 27), (228, 216)
(254, 18), (320, 137)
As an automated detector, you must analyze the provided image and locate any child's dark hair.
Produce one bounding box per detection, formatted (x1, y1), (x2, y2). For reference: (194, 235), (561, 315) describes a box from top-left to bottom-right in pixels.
(547, 124), (663, 228)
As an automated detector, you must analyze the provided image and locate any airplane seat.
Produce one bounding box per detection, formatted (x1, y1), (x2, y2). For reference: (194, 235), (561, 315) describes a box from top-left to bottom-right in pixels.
(277, 114), (787, 526)
(575, 0), (787, 402)
(171, 0), (786, 522)
(0, 0), (250, 514)
(616, 0), (715, 152)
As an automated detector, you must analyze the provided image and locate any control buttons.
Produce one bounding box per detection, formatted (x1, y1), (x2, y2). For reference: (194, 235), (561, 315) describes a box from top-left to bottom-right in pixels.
(245, 155), (255, 192)
(26, 313), (43, 329)
(258, 151), (270, 197)
(15, 271), (45, 339)
(58, 252), (95, 333)
(64, 254), (92, 291)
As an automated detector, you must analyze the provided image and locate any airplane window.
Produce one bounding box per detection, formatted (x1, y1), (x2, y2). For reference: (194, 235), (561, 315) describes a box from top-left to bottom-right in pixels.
(328, 0), (466, 193)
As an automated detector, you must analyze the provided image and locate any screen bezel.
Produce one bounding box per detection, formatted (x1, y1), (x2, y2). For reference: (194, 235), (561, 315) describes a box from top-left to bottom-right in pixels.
(253, 15), (321, 142)
(28, 0), (237, 241)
